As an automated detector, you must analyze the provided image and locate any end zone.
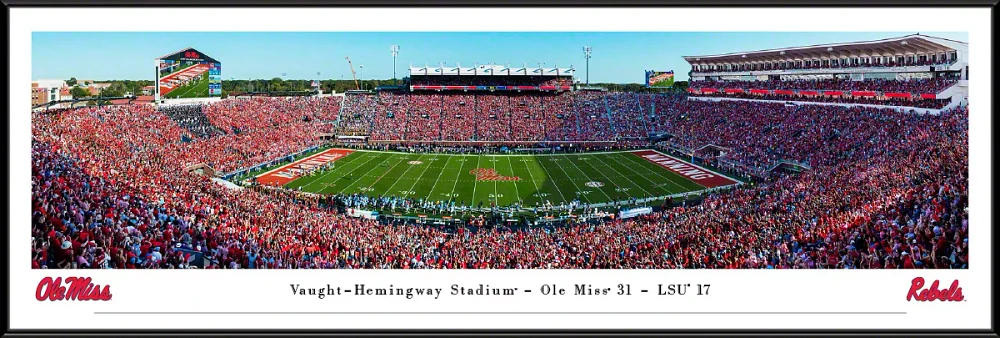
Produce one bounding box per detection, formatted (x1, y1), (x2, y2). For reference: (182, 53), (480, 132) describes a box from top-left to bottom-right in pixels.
(256, 148), (354, 186)
(630, 149), (739, 188)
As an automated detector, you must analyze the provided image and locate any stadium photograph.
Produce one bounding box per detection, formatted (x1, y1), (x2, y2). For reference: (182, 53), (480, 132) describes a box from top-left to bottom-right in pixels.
(30, 32), (969, 270)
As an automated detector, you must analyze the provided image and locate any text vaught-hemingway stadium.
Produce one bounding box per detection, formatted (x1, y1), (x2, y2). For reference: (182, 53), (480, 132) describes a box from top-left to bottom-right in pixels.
(31, 34), (969, 269)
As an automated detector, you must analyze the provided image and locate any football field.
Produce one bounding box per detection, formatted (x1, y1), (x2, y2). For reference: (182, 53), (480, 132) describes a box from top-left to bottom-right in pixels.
(260, 149), (739, 208)
(164, 73), (210, 98)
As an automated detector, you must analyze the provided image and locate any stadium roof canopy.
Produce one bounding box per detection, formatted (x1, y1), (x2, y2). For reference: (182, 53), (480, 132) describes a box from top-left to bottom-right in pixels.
(409, 64), (575, 77)
(683, 34), (967, 65)
(156, 47), (220, 64)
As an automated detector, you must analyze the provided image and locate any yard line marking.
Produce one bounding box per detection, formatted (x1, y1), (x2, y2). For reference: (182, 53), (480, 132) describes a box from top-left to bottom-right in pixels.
(445, 155), (468, 202)
(320, 152), (389, 194)
(296, 151), (366, 191)
(573, 155), (626, 194)
(421, 155), (451, 200)
(546, 155), (593, 204)
(559, 154), (613, 202)
(587, 154), (655, 198)
(577, 155), (646, 199)
(615, 152), (694, 193)
(596, 153), (671, 196)
(471, 155), (481, 206)
(530, 156), (569, 205)
(615, 152), (689, 190)
(507, 156), (535, 205)
(611, 153), (692, 194)
(491, 156), (500, 205)
(380, 154), (422, 193)
(335, 153), (396, 194)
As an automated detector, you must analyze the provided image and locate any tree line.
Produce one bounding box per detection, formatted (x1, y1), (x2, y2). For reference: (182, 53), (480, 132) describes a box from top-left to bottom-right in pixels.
(64, 77), (689, 99)
(586, 81), (689, 92)
(64, 77), (156, 98)
(221, 78), (408, 94)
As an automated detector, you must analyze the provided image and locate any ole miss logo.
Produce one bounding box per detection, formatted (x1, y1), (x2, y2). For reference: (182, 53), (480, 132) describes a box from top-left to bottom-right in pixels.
(184, 51), (200, 59)
(906, 277), (964, 302)
(36, 277), (113, 301)
(469, 168), (521, 181)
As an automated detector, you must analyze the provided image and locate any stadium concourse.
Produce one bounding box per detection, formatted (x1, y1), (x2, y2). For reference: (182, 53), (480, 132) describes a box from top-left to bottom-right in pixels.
(30, 37), (969, 270)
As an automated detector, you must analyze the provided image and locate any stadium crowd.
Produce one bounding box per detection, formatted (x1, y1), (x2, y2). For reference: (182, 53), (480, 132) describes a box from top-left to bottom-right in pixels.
(692, 91), (952, 109)
(690, 77), (958, 94)
(346, 91), (613, 143)
(371, 92), (408, 140)
(606, 93), (651, 139)
(336, 94), (379, 136)
(439, 94), (477, 141)
(31, 84), (968, 269)
(696, 57), (955, 72)
(158, 104), (224, 139)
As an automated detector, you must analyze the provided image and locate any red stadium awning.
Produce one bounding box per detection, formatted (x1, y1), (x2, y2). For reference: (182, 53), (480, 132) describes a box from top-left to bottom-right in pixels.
(799, 91), (819, 96)
(724, 88), (744, 93)
(749, 89), (770, 94)
(701, 88), (719, 93)
(920, 93), (938, 99)
(851, 91), (877, 97)
(688, 88), (700, 93)
(823, 91), (843, 96)
(884, 92), (912, 98)
(774, 90), (795, 95)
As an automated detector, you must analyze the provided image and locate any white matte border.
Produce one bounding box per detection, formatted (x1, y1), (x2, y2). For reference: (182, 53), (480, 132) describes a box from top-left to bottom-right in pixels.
(8, 7), (992, 331)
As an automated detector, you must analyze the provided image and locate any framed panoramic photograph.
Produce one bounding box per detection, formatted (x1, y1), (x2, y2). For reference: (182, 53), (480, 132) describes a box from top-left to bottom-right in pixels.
(4, 2), (994, 337)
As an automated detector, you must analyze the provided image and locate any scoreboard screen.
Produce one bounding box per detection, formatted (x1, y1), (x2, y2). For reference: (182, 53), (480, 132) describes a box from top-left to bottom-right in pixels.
(156, 48), (222, 99)
(645, 70), (675, 88)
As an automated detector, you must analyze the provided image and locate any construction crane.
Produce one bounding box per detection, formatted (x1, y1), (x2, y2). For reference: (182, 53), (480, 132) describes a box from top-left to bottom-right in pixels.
(345, 56), (360, 90)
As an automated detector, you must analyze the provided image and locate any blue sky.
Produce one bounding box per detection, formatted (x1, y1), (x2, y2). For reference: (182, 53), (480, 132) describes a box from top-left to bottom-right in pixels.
(32, 32), (967, 83)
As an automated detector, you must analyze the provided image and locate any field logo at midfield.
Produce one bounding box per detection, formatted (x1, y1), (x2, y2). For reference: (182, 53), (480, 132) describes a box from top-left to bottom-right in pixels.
(470, 168), (521, 181)
(408, 160), (424, 165)
(585, 181), (604, 188)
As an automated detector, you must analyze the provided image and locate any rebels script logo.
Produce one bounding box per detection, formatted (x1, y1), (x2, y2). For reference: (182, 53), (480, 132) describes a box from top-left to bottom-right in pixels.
(36, 277), (113, 301)
(906, 277), (964, 302)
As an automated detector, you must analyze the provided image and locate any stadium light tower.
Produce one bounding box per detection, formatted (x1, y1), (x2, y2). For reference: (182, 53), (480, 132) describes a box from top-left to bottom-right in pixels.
(391, 45), (400, 85)
(359, 65), (364, 90)
(582, 46), (592, 85)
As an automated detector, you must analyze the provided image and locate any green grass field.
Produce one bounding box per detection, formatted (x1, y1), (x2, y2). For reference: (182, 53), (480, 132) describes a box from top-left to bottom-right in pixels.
(282, 150), (717, 208)
(164, 73), (210, 98)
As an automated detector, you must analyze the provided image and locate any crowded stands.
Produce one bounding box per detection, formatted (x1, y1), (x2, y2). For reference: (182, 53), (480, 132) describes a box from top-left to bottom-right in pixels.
(31, 87), (968, 269)
(30, 46), (971, 271)
(693, 91), (952, 109)
(606, 93), (650, 139)
(29, 32), (971, 270)
(690, 77), (958, 94)
(159, 104), (225, 139)
(371, 92), (408, 140)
